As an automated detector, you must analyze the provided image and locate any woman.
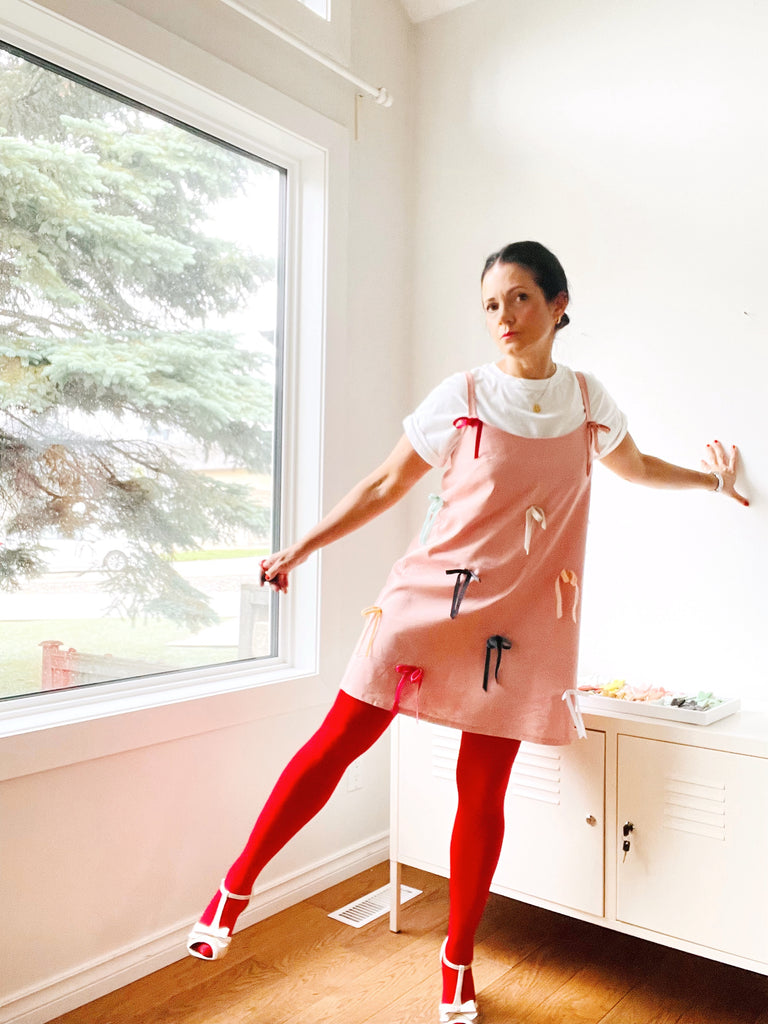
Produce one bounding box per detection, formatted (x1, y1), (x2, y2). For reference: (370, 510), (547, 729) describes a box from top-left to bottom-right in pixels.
(187, 241), (747, 1024)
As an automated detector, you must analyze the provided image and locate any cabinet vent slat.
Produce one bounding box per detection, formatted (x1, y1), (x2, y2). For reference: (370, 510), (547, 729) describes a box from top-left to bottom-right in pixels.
(433, 740), (460, 758)
(513, 764), (561, 784)
(663, 773), (726, 840)
(510, 783), (561, 805)
(431, 729), (460, 779)
(516, 747), (562, 768)
(665, 794), (725, 819)
(511, 747), (563, 803)
(512, 749), (562, 795)
(511, 771), (560, 793)
(665, 776), (725, 798)
(663, 814), (726, 841)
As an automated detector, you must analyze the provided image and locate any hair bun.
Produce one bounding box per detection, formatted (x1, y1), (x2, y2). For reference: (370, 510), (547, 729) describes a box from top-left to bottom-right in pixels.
(556, 312), (570, 330)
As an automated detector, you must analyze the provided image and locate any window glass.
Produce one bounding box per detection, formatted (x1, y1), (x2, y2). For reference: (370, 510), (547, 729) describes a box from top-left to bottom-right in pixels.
(224, 0), (350, 65)
(297, 0), (329, 17)
(0, 43), (285, 701)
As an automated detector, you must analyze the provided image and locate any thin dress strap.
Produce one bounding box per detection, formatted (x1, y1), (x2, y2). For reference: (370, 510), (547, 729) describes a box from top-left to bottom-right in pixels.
(464, 370), (477, 418)
(574, 371), (591, 419)
(575, 370), (609, 475)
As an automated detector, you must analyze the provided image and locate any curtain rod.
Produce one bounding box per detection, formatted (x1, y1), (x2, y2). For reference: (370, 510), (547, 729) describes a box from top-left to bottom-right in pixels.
(219, 0), (393, 107)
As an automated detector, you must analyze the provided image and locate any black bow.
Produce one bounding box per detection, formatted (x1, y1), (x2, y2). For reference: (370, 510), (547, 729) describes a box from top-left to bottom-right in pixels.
(446, 568), (480, 619)
(483, 635), (512, 691)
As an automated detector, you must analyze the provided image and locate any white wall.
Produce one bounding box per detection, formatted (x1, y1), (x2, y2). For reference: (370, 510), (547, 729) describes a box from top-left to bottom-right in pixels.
(0, 2), (414, 1021)
(411, 0), (768, 703)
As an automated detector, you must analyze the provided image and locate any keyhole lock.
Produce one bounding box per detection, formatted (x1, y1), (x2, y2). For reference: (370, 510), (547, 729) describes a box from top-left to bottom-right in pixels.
(622, 821), (635, 862)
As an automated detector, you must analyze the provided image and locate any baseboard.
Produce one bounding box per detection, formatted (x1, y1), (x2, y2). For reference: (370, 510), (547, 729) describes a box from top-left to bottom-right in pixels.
(1, 832), (389, 1024)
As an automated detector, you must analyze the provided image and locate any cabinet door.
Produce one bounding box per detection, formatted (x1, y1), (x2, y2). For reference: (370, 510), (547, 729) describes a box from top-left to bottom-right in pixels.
(394, 718), (605, 917)
(394, 719), (459, 876)
(617, 735), (768, 964)
(495, 730), (605, 916)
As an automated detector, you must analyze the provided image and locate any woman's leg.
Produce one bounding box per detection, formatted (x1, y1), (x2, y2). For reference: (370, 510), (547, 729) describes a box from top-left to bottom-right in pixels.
(442, 730), (521, 1002)
(191, 690), (394, 954)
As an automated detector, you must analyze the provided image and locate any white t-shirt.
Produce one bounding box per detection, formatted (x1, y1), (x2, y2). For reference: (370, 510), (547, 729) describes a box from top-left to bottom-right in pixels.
(403, 363), (628, 469)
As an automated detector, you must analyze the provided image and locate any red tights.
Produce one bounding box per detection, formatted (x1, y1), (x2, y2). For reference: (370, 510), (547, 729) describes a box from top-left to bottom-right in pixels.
(442, 730), (520, 1002)
(193, 689), (521, 1004)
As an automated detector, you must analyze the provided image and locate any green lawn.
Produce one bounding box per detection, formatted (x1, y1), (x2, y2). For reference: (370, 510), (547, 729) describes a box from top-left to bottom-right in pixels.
(0, 549), (271, 700)
(0, 617), (237, 699)
(169, 547), (266, 562)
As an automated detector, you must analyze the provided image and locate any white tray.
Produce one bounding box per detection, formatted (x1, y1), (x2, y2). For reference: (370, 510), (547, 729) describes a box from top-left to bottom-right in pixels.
(577, 692), (741, 726)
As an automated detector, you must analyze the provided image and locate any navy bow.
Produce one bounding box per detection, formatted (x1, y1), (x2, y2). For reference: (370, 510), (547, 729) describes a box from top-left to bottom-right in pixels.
(446, 568), (480, 619)
(483, 635), (512, 691)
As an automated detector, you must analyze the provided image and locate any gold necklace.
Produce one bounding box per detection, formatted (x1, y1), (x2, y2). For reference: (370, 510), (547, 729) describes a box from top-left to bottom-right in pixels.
(528, 366), (557, 413)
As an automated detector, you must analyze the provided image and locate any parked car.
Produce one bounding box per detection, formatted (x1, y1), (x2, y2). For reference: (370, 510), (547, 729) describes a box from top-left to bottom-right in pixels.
(0, 532), (130, 573)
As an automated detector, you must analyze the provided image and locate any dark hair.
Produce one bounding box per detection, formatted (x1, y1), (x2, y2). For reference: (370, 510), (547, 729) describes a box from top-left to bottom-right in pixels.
(481, 241), (570, 330)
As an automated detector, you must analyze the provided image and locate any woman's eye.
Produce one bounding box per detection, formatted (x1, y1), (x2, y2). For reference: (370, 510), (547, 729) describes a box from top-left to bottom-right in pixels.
(516, 293), (528, 302)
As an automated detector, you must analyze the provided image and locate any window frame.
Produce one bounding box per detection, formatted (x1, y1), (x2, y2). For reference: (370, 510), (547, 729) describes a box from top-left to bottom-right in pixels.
(0, 0), (348, 751)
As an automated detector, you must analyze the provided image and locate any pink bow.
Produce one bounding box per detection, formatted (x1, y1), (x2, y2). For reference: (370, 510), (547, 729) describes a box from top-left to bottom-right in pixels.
(453, 416), (484, 459)
(394, 663), (424, 714)
(555, 569), (580, 623)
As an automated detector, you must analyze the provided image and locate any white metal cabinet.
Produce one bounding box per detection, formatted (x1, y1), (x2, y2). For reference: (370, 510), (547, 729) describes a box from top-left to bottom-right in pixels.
(392, 717), (605, 916)
(391, 708), (768, 976)
(617, 735), (768, 965)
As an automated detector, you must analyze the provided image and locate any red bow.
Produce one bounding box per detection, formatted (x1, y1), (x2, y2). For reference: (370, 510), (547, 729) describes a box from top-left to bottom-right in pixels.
(453, 416), (484, 459)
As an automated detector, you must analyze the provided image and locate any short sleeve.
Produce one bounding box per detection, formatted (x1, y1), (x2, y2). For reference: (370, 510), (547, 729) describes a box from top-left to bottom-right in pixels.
(403, 371), (469, 468)
(583, 372), (628, 458)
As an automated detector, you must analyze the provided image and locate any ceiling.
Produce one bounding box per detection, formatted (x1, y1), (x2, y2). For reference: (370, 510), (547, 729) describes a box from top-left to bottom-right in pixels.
(399, 0), (478, 23)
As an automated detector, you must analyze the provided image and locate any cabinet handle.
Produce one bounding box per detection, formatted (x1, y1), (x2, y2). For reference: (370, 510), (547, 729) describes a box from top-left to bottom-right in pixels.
(586, 814), (597, 826)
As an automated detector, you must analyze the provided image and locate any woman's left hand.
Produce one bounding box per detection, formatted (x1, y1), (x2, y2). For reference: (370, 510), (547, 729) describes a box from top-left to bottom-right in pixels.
(702, 441), (750, 507)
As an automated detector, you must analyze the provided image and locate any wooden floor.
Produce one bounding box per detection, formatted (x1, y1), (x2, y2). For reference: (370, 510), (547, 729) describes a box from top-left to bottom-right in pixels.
(51, 863), (768, 1024)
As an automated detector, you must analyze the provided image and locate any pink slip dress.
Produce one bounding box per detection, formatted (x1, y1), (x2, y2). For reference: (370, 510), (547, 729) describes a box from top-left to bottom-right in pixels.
(340, 371), (606, 745)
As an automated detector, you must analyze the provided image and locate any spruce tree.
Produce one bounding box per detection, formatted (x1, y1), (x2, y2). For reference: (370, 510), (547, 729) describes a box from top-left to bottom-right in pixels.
(0, 48), (278, 629)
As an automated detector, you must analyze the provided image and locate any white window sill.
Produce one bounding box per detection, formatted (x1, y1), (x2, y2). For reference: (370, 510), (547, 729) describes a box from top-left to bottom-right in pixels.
(0, 660), (330, 781)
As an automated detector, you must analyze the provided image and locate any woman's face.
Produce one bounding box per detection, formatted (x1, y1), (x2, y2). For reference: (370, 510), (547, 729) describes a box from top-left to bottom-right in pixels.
(481, 261), (567, 373)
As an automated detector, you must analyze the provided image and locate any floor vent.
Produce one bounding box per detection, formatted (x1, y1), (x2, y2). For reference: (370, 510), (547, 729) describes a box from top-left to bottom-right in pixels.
(328, 883), (422, 928)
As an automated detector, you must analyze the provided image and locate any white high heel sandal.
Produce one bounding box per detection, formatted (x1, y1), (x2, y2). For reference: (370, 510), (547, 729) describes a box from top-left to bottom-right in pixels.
(439, 938), (479, 1023)
(186, 881), (251, 960)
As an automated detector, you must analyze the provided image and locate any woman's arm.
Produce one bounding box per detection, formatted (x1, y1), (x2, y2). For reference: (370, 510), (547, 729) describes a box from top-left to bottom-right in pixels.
(261, 434), (432, 590)
(601, 435), (749, 506)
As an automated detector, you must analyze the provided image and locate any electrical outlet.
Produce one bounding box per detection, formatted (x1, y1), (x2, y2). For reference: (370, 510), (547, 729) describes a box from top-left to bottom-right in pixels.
(346, 759), (362, 792)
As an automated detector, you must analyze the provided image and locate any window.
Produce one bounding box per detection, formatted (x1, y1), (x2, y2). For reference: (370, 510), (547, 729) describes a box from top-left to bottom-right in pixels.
(221, 0), (351, 65)
(0, 43), (286, 701)
(297, 0), (329, 17)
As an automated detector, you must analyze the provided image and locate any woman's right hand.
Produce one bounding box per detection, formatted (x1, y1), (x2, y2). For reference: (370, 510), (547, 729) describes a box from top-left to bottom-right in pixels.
(260, 547), (305, 594)
(259, 435), (431, 595)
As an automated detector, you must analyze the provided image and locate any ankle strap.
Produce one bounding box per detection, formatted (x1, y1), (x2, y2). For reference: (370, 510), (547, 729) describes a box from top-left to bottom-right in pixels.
(441, 938), (472, 972)
(221, 880), (251, 900)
